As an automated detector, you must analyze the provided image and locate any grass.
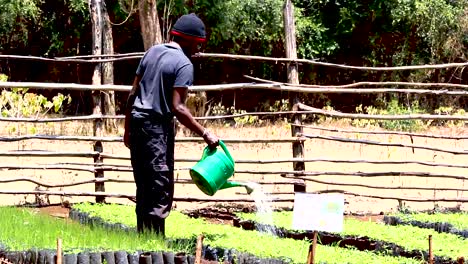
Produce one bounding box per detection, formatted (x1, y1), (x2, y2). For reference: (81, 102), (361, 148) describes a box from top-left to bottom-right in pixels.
(390, 211), (468, 231)
(0, 206), (189, 253)
(237, 211), (468, 260)
(71, 203), (423, 264)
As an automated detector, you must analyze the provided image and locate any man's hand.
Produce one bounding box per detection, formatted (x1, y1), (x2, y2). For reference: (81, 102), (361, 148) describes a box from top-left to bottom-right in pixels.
(203, 130), (219, 149)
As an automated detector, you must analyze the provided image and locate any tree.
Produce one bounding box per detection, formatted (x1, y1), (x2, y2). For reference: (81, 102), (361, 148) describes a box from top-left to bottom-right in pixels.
(89, 0), (116, 134)
(0, 0), (41, 51)
(138, 0), (163, 50)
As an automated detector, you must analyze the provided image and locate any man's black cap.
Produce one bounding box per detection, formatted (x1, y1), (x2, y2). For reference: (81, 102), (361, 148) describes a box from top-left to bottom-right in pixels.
(170, 13), (206, 42)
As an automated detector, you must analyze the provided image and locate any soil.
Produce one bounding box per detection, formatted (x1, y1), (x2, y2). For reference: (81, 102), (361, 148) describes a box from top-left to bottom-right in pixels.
(346, 214), (385, 223)
(35, 204), (70, 218)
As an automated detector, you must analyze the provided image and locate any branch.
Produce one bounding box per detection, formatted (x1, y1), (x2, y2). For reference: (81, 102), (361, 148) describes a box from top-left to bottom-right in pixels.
(0, 55), (143, 64)
(279, 171), (468, 180)
(298, 103), (468, 121)
(0, 164), (94, 172)
(296, 124), (468, 140)
(0, 151), (98, 157)
(281, 176), (468, 192)
(0, 190), (293, 202)
(0, 81), (131, 91)
(0, 190), (464, 203)
(301, 133), (467, 155)
(195, 53), (468, 71)
(244, 75), (468, 90)
(4, 81), (468, 96)
(0, 114), (124, 123)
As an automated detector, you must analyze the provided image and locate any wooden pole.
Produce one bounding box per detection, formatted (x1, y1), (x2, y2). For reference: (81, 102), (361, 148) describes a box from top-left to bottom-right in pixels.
(90, 0), (104, 138)
(94, 141), (105, 203)
(307, 231), (318, 264)
(428, 235), (433, 264)
(283, 0), (305, 193)
(195, 234), (204, 264)
(101, 0), (117, 133)
(56, 238), (62, 264)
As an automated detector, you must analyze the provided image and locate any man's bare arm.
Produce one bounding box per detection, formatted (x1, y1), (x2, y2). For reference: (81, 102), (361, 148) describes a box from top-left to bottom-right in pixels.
(123, 76), (141, 148)
(172, 87), (218, 148)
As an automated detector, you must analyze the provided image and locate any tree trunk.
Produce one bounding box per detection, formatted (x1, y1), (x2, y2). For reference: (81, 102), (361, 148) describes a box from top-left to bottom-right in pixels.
(283, 0), (305, 193)
(101, 0), (117, 132)
(138, 0), (163, 50)
(89, 0), (103, 137)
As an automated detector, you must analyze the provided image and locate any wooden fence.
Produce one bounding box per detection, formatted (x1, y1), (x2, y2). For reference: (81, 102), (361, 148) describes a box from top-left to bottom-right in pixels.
(0, 53), (467, 211)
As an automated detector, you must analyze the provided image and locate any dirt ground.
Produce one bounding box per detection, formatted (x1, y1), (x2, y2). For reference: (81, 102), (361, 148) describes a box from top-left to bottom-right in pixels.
(0, 121), (467, 215)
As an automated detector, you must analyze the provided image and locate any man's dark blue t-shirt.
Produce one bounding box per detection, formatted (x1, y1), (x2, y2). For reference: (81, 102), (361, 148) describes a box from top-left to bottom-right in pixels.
(131, 44), (193, 120)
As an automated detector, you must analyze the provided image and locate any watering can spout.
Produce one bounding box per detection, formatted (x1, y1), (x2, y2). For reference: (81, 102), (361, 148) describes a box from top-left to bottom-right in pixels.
(220, 181), (254, 194)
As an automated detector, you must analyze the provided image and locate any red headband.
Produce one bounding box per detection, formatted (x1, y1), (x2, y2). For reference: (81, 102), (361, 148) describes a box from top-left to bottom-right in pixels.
(170, 30), (206, 43)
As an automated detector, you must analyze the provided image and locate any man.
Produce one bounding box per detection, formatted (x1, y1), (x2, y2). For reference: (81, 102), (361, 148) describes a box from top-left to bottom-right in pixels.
(124, 13), (219, 236)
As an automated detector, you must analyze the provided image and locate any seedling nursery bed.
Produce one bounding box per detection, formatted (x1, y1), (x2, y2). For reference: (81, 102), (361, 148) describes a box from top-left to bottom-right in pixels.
(3, 204), (463, 264)
(186, 207), (467, 264)
(68, 203), (429, 264)
(384, 216), (468, 238)
(68, 209), (288, 264)
(0, 205), (288, 264)
(67, 207), (419, 264)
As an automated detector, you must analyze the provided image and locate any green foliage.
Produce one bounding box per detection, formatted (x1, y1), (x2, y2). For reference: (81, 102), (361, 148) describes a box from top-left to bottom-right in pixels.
(295, 9), (338, 58)
(71, 203), (424, 264)
(0, 0), (42, 47)
(194, 0), (284, 56)
(0, 0), (89, 55)
(237, 211), (467, 259)
(391, 0), (468, 62)
(211, 102), (260, 126)
(391, 211), (468, 231)
(0, 74), (71, 118)
(0, 206), (178, 252)
(381, 99), (426, 131)
(433, 106), (466, 127)
(67, 0), (87, 15)
(0, 88), (71, 118)
(352, 98), (427, 132)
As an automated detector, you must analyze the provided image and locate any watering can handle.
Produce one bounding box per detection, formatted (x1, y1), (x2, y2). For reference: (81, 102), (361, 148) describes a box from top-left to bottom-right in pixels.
(218, 140), (234, 164)
(200, 140), (234, 164)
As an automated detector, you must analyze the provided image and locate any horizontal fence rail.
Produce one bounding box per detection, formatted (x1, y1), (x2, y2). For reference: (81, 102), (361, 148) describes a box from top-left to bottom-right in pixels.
(194, 53), (468, 71)
(3, 52), (468, 72)
(1, 110), (467, 123)
(0, 135), (300, 144)
(2, 165), (467, 179)
(3, 81), (468, 95)
(52, 159), (468, 169)
(297, 124), (468, 140)
(244, 75), (468, 89)
(2, 174), (467, 192)
(301, 133), (468, 155)
(0, 177), (302, 188)
(297, 103), (468, 121)
(0, 190), (464, 203)
(280, 177), (468, 192)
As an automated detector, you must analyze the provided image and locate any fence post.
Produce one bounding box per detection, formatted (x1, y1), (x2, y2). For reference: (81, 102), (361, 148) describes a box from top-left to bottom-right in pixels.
(94, 141), (105, 203)
(284, 0), (305, 193)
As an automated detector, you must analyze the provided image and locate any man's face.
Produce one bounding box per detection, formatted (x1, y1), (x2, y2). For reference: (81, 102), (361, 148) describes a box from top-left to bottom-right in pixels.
(179, 38), (204, 58)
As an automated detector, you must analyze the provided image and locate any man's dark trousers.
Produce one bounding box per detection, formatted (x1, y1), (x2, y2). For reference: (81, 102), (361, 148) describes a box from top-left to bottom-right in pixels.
(130, 117), (175, 236)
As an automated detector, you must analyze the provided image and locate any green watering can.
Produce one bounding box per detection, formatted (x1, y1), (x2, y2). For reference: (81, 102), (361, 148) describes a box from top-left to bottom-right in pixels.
(190, 140), (253, 196)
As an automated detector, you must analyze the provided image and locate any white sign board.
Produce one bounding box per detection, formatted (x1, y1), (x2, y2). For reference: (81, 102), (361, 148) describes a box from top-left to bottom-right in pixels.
(292, 192), (344, 232)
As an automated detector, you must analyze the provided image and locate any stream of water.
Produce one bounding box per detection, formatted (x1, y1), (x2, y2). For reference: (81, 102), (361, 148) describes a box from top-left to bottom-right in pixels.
(245, 182), (278, 236)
